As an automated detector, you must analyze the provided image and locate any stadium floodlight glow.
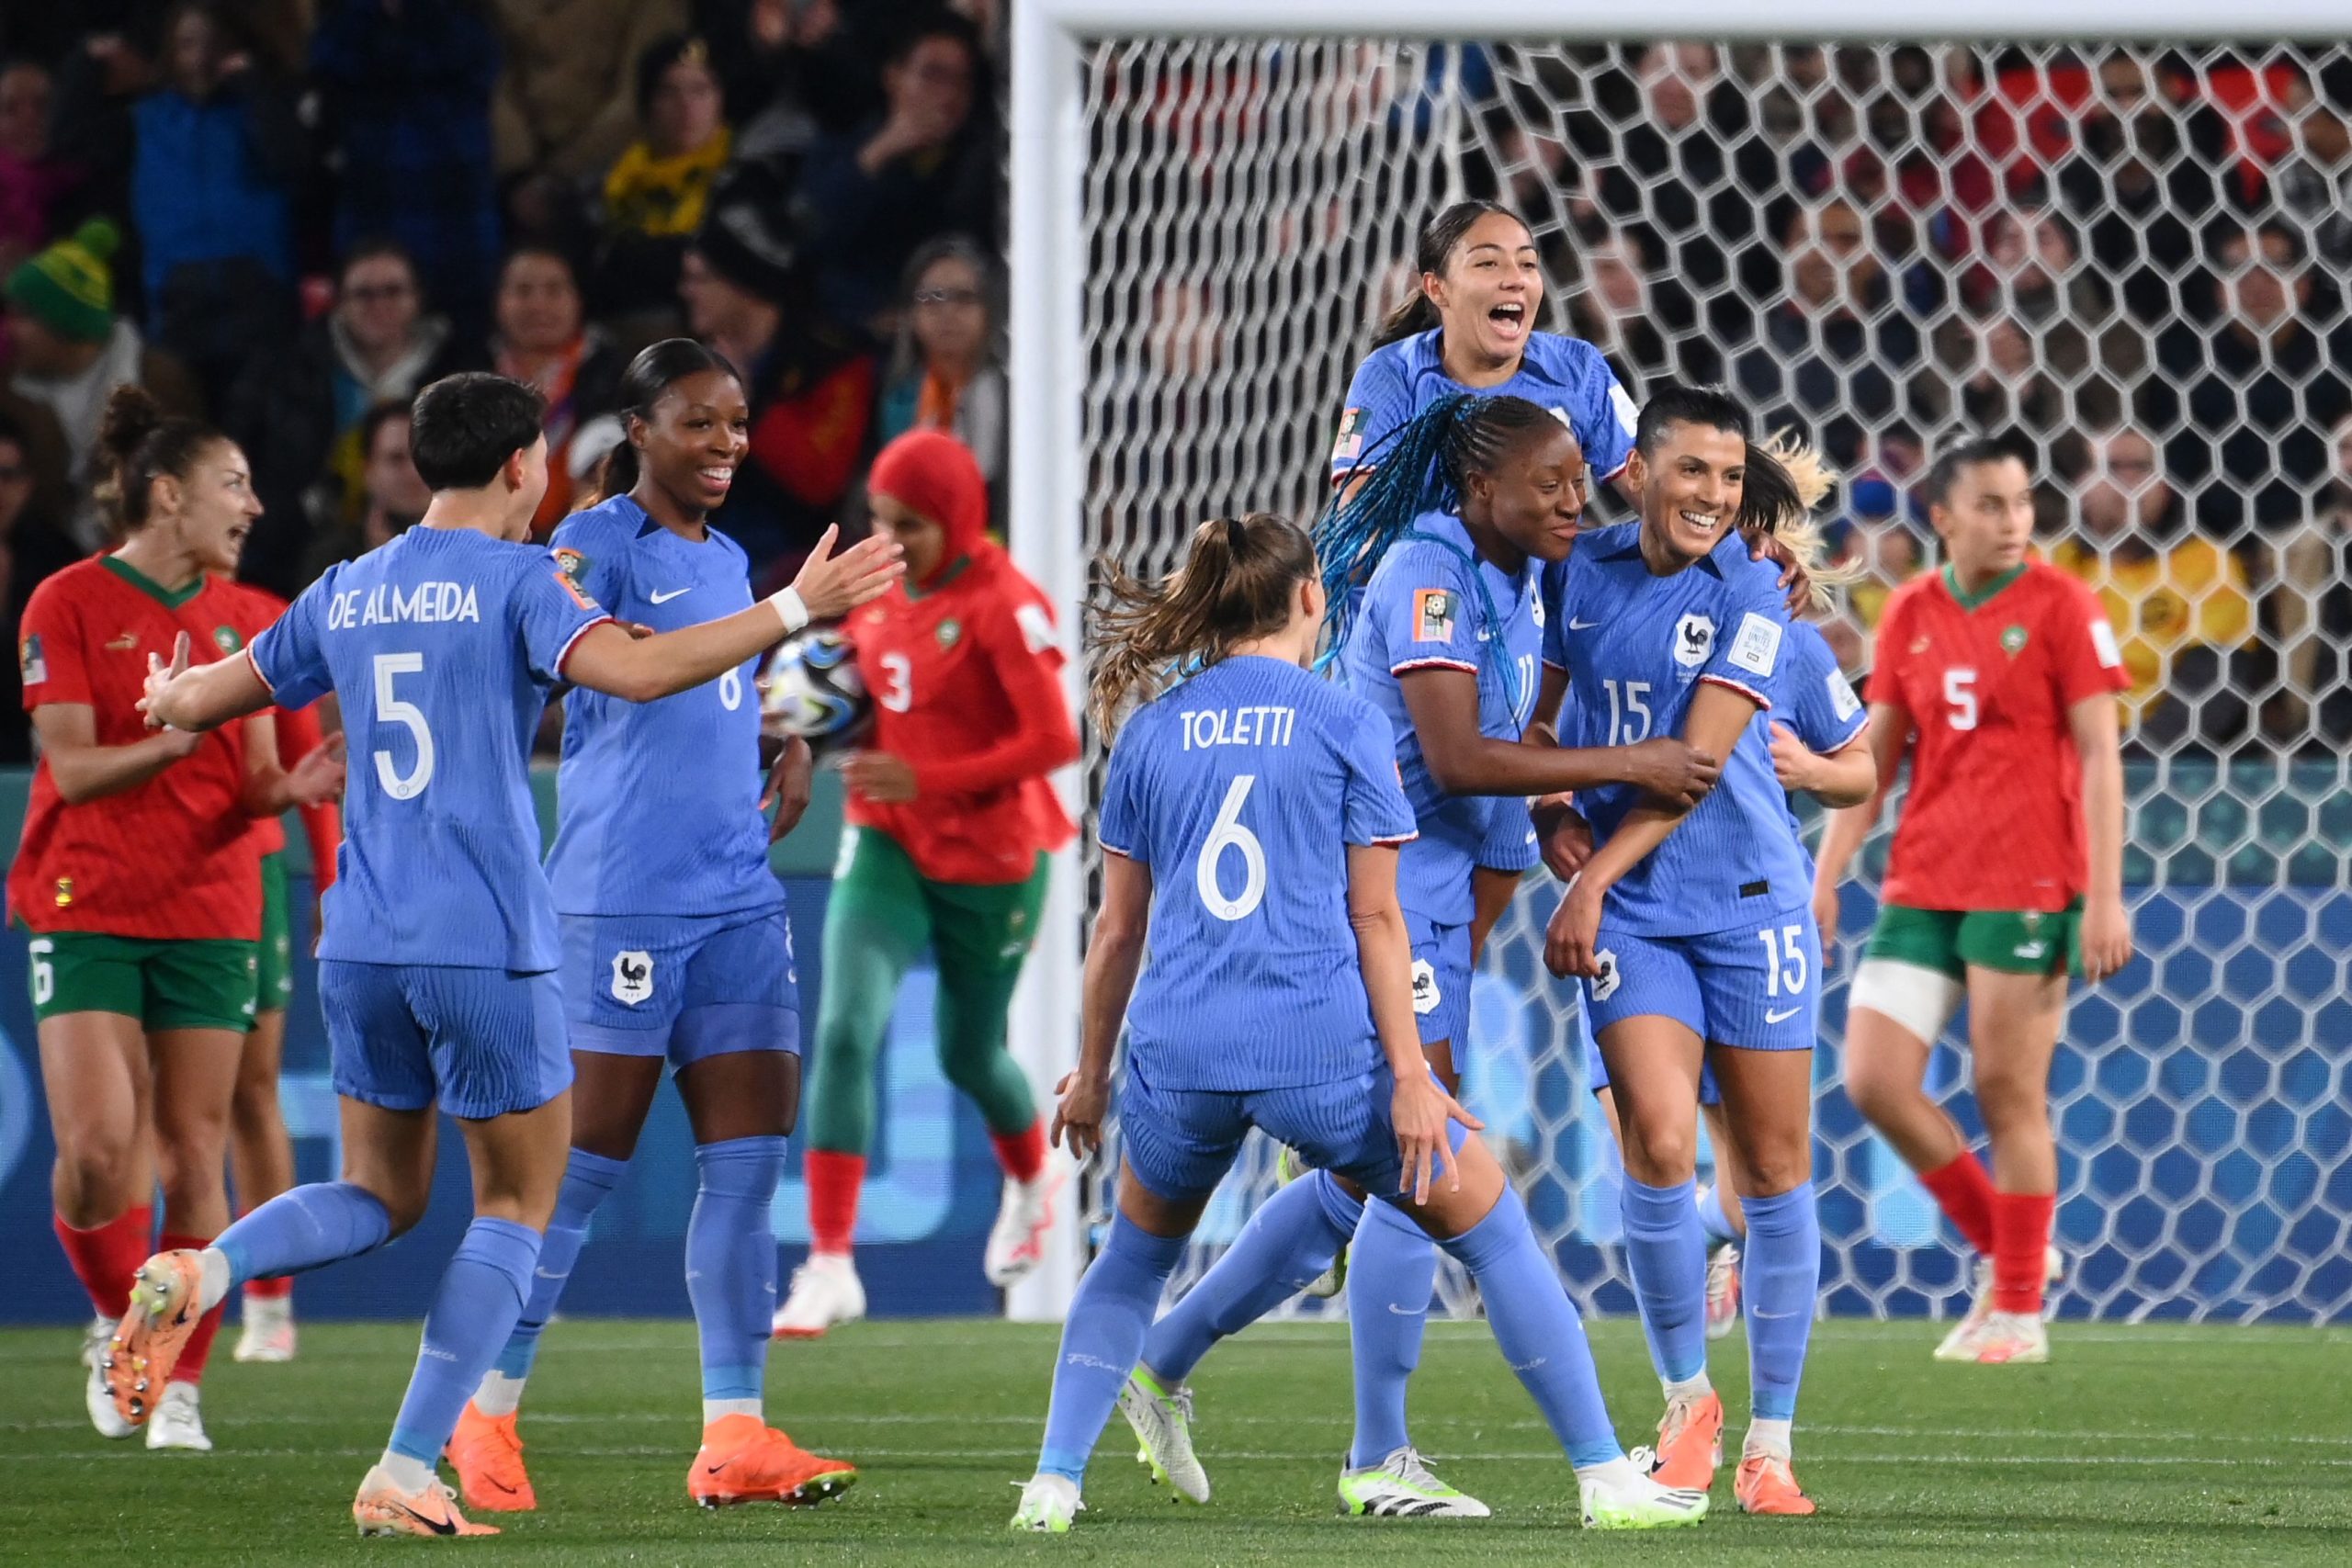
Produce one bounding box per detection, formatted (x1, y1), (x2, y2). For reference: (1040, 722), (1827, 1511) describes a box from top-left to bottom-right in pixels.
(1008, 1), (2352, 1325)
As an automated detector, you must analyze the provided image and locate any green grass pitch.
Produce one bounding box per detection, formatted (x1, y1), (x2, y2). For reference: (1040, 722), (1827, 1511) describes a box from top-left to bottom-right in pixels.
(4, 1316), (2348, 1565)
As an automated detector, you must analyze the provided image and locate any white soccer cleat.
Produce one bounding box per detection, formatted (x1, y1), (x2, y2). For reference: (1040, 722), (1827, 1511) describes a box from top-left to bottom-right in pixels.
(1336, 1445), (1490, 1517)
(1973, 1310), (2050, 1365)
(1009, 1472), (1083, 1532)
(1579, 1462), (1710, 1529)
(83, 1317), (135, 1439)
(1117, 1370), (1210, 1504)
(772, 1253), (865, 1339)
(984, 1166), (1065, 1288)
(234, 1295), (298, 1363)
(1935, 1247), (2063, 1361)
(1704, 1242), (1741, 1342)
(145, 1382), (212, 1451)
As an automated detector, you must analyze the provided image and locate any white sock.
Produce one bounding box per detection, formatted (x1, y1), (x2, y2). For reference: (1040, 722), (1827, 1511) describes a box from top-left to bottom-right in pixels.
(703, 1398), (762, 1426)
(1572, 1454), (1643, 1489)
(471, 1371), (526, 1418)
(197, 1248), (233, 1314)
(377, 1450), (438, 1495)
(1663, 1370), (1713, 1404)
(1745, 1417), (1792, 1459)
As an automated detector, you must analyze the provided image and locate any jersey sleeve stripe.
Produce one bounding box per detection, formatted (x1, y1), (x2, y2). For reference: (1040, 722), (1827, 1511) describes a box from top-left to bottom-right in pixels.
(243, 644), (276, 694)
(1100, 840), (1136, 859)
(1698, 671), (1771, 709)
(1391, 656), (1480, 675)
(1594, 453), (1630, 481)
(551, 615), (616, 680)
(1368, 829), (1419, 845)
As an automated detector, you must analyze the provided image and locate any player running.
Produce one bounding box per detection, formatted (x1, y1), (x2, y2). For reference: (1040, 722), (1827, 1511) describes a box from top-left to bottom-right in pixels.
(1813, 436), (2132, 1367)
(772, 428), (1080, 1337)
(1539, 385), (1848, 1517)
(443, 341), (854, 1515)
(114, 371), (899, 1538)
(1008, 512), (1704, 1534)
(18, 388), (342, 1450)
(1119, 393), (1717, 1519)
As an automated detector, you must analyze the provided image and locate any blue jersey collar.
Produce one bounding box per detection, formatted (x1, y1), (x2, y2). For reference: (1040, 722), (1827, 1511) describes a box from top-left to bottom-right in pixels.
(1594, 521), (1736, 578)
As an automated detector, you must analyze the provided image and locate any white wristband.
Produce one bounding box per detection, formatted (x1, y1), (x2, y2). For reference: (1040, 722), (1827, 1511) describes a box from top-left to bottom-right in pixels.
(768, 586), (809, 636)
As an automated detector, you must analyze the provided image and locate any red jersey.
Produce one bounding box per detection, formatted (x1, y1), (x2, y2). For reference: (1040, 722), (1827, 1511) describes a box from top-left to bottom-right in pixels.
(10, 557), (263, 939)
(844, 546), (1078, 885)
(1867, 560), (2128, 912)
(218, 582), (341, 886)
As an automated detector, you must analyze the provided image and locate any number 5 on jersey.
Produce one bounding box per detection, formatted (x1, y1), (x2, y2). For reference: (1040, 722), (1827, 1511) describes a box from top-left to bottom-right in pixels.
(1196, 774), (1266, 921)
(372, 652), (435, 799)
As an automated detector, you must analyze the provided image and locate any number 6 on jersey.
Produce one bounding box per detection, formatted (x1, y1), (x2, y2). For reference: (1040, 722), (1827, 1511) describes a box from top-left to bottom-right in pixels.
(1195, 773), (1267, 921)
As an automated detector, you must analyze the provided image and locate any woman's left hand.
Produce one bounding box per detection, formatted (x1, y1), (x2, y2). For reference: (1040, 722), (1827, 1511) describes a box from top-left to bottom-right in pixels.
(763, 735), (815, 840)
(1051, 1070), (1112, 1160)
(842, 750), (918, 804)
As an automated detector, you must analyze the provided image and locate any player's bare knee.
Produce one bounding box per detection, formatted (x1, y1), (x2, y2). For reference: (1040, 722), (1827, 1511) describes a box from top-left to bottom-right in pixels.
(1622, 1120), (1695, 1187)
(1736, 1140), (1814, 1198)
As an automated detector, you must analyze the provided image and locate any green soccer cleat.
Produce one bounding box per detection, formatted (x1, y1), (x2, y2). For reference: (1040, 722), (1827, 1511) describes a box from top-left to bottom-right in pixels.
(1275, 1146), (1347, 1299)
(1010, 1473), (1082, 1533)
(1118, 1370), (1209, 1503)
(1337, 1446), (1491, 1518)
(1579, 1462), (1710, 1529)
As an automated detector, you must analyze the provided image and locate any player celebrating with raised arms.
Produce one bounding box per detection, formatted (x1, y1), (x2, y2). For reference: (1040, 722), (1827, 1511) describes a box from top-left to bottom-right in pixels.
(773, 429), (1079, 1337)
(1119, 394), (1720, 1519)
(1540, 385), (1848, 1517)
(1813, 436), (2131, 1368)
(443, 341), (853, 1516)
(112, 372), (899, 1538)
(1009, 513), (1704, 1535)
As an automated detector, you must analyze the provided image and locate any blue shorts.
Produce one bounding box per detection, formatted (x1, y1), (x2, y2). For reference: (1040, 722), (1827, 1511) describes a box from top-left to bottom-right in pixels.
(321, 961), (572, 1121)
(1586, 1034), (1722, 1106)
(1119, 1055), (1466, 1202)
(560, 908), (800, 1068)
(1581, 911), (1822, 1054)
(1403, 908), (1471, 1050)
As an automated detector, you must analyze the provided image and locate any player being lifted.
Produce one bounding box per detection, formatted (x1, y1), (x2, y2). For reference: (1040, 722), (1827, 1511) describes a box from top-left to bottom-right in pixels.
(774, 429), (1079, 1337)
(1117, 393), (1719, 1518)
(445, 342), (854, 1516)
(1009, 513), (1704, 1534)
(1813, 436), (2132, 1367)
(1540, 386), (1850, 1517)
(114, 372), (899, 1537)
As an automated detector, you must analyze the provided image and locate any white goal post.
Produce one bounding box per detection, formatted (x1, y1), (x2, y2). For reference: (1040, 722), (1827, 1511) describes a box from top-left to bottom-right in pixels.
(1003, 0), (2352, 1324)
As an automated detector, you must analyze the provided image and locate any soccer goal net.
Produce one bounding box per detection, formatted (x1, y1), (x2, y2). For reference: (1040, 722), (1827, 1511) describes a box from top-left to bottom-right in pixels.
(1007, 3), (2352, 1326)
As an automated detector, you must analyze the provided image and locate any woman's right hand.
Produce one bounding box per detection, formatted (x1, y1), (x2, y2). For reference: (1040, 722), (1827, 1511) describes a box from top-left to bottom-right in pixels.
(1621, 737), (1722, 807)
(786, 525), (904, 621)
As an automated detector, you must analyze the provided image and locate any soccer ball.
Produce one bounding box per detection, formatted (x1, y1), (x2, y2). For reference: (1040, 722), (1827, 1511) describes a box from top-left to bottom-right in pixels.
(760, 629), (872, 758)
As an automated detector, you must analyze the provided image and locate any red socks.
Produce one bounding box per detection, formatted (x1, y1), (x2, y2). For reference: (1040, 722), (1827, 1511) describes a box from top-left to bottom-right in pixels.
(159, 1232), (224, 1384)
(53, 1203), (151, 1320)
(989, 1121), (1048, 1185)
(805, 1150), (866, 1257)
(1990, 1192), (2055, 1314)
(243, 1274), (292, 1303)
(1917, 1150), (1997, 1256)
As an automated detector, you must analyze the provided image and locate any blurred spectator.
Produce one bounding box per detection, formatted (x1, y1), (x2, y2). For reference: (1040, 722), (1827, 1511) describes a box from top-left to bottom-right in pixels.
(1564, 227), (1697, 389)
(492, 0), (688, 182)
(695, 0), (880, 157)
(682, 166), (874, 575)
(0, 413), (84, 762)
(2268, 74), (2352, 268)
(876, 235), (1002, 515)
(590, 33), (731, 330)
(2268, 410), (2352, 746)
(796, 7), (994, 333)
(2055, 51), (2222, 326)
(1841, 515), (1928, 635)
(0, 59), (81, 279)
(3, 218), (200, 547)
(300, 400), (430, 583)
(128, 3), (303, 412)
(2145, 219), (2352, 535)
(230, 241), (482, 597)
(492, 247), (623, 535)
(2050, 427), (2256, 750)
(1733, 197), (1925, 468)
(311, 0), (503, 340)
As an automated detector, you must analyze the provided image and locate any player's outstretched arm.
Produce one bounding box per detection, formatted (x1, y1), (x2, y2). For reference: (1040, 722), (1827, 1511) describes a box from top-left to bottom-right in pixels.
(2069, 691), (2133, 982)
(140, 632), (275, 736)
(568, 526), (902, 702)
(1055, 849), (1150, 1159)
(1346, 841), (1481, 1201)
(1399, 666), (1720, 805)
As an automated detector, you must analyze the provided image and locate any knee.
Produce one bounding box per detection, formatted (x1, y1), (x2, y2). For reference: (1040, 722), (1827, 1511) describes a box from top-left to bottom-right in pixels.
(1622, 1116), (1694, 1188)
(1973, 1069), (2047, 1136)
(53, 1132), (135, 1206)
(1842, 1054), (1917, 1125)
(231, 1072), (281, 1127)
(1736, 1138), (1814, 1198)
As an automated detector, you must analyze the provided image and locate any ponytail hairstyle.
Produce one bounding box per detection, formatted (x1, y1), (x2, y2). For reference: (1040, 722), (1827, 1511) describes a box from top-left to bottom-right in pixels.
(1373, 199), (1532, 347)
(589, 336), (743, 507)
(93, 384), (228, 538)
(1089, 513), (1316, 734)
(1314, 390), (1561, 655)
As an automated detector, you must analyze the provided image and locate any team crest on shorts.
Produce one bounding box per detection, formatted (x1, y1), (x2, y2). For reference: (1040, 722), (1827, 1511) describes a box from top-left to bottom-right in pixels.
(1590, 949), (1622, 1002)
(1409, 958), (1441, 1015)
(1673, 613), (1716, 669)
(611, 949), (654, 1006)
(2002, 624), (2029, 656)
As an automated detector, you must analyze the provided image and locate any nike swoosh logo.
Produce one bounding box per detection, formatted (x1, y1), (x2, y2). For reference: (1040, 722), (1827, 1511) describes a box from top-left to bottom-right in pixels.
(705, 1462), (729, 1475)
(392, 1501), (458, 1535)
(1385, 1303), (1427, 1316)
(1569, 616), (1600, 630)
(1764, 1006), (1801, 1024)
(649, 587), (693, 604)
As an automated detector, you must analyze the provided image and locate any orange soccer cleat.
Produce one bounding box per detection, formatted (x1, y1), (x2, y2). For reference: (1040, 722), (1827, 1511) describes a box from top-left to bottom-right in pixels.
(353, 1465), (500, 1538)
(688, 1414), (858, 1508)
(104, 1250), (207, 1427)
(1735, 1451), (1817, 1516)
(446, 1402), (537, 1512)
(1646, 1389), (1724, 1491)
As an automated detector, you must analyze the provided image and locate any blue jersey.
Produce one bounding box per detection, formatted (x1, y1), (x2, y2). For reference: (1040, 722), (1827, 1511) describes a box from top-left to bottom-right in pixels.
(542, 497), (780, 919)
(1780, 619), (1866, 759)
(1097, 655), (1416, 1092)
(1542, 522), (1809, 936)
(1339, 507), (1543, 925)
(1330, 328), (1638, 487)
(252, 525), (611, 971)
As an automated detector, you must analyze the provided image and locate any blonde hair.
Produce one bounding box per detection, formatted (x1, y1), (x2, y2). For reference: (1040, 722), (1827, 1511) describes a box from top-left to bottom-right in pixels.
(1740, 429), (1859, 614)
(1087, 513), (1315, 735)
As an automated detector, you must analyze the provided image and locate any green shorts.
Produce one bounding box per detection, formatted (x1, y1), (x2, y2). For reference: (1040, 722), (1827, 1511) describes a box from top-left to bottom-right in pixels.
(255, 852), (294, 1018)
(1865, 900), (2084, 979)
(28, 930), (261, 1032)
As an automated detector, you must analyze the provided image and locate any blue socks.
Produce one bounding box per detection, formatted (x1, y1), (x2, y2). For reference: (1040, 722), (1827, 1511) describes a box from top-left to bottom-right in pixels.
(1622, 1176), (1709, 1386)
(214, 1180), (392, 1289)
(1140, 1170), (1359, 1386)
(1036, 1214), (1187, 1484)
(388, 1218), (543, 1466)
(489, 1147), (626, 1385)
(1697, 1185), (1739, 1249)
(689, 1135), (788, 1408)
(1739, 1185), (1821, 1423)
(1346, 1193), (1438, 1468)
(1433, 1186), (1624, 1468)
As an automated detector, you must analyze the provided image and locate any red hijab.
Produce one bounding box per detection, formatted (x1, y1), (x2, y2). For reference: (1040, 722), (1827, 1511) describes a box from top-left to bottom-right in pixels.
(867, 429), (989, 582)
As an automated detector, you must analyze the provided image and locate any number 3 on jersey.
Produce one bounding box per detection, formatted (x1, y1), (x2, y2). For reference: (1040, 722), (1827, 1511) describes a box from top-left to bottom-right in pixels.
(878, 650), (913, 714)
(1195, 773), (1267, 921)
(371, 651), (435, 799)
